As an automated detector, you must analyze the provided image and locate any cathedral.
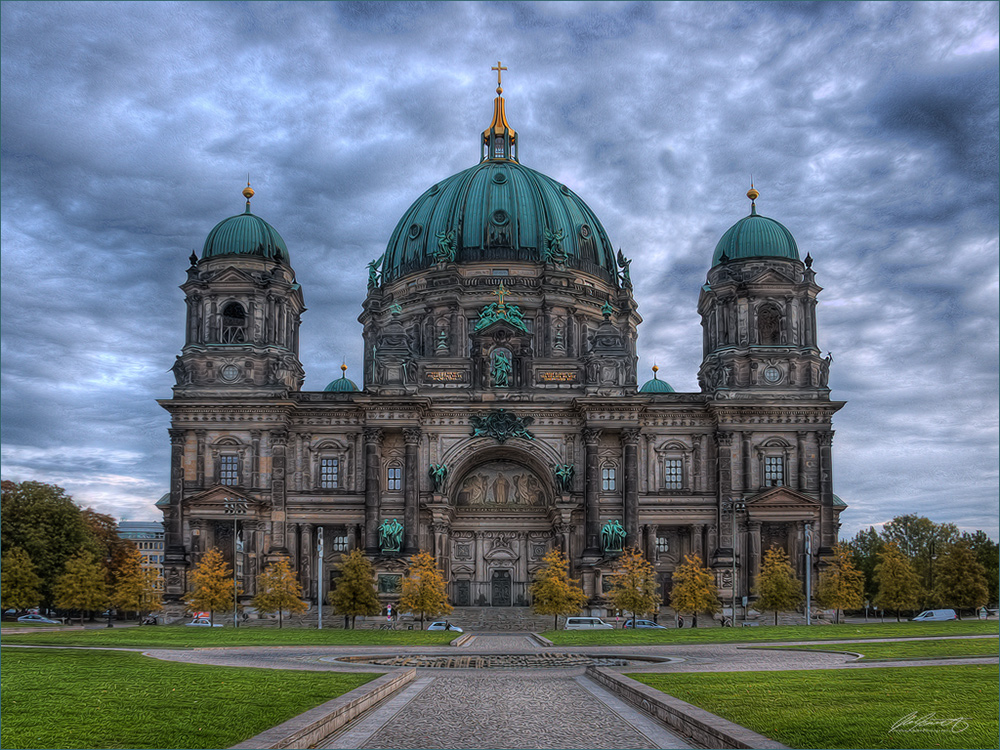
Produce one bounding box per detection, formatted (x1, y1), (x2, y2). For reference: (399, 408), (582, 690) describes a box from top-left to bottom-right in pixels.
(159, 67), (845, 617)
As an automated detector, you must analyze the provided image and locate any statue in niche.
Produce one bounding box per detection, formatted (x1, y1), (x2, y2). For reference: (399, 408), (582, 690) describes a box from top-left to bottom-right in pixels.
(378, 518), (403, 553)
(491, 350), (512, 388)
(554, 464), (574, 493)
(601, 519), (626, 554)
(493, 473), (511, 504)
(428, 463), (449, 492)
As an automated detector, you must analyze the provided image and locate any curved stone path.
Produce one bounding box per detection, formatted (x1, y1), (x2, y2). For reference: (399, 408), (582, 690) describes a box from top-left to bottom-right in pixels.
(136, 632), (997, 749)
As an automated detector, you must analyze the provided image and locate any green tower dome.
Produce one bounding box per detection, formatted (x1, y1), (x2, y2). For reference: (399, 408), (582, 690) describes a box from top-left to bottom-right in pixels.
(202, 184), (290, 264)
(379, 86), (618, 285)
(324, 365), (358, 392)
(639, 366), (675, 393)
(711, 187), (798, 267)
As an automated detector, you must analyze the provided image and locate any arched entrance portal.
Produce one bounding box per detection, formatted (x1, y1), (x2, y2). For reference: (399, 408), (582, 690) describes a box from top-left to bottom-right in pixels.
(446, 458), (559, 607)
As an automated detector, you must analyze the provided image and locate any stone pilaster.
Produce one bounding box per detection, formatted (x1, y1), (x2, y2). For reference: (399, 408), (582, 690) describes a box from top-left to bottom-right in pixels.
(403, 428), (421, 553)
(818, 430), (836, 551)
(270, 430), (287, 552)
(364, 427), (384, 552)
(622, 428), (640, 546)
(583, 428), (602, 554)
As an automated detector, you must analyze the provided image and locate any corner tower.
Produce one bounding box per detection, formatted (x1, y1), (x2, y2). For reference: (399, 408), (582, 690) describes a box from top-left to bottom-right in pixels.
(697, 186), (829, 397)
(172, 183), (306, 395)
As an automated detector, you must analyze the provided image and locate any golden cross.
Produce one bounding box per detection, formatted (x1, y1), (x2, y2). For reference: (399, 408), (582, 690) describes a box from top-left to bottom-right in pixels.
(492, 61), (507, 89)
(494, 282), (509, 307)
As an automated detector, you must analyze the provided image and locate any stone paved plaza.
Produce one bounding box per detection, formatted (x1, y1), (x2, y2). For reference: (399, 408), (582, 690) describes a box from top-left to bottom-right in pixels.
(142, 632), (998, 749)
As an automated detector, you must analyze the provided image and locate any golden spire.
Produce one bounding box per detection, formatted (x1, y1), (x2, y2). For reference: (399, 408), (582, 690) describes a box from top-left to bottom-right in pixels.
(652, 364), (659, 379)
(243, 175), (254, 213)
(483, 61), (517, 162)
(747, 178), (759, 216)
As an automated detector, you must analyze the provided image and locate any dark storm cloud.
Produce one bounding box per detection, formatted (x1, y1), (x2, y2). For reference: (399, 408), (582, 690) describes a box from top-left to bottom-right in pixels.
(1, 1), (997, 538)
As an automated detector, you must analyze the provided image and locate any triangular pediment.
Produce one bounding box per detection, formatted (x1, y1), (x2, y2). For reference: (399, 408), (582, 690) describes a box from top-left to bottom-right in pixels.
(746, 267), (799, 286)
(205, 266), (259, 285)
(746, 486), (819, 508)
(186, 485), (261, 509)
(472, 317), (529, 339)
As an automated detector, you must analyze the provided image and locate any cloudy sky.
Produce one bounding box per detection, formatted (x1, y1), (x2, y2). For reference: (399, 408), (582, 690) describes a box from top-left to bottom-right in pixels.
(2, 1), (997, 539)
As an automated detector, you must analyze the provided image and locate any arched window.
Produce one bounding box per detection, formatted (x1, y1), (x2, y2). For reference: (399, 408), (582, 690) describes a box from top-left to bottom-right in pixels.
(757, 305), (781, 345)
(222, 302), (247, 344)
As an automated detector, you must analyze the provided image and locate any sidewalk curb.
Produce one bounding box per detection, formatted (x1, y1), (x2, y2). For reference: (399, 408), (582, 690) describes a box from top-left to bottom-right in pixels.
(230, 668), (416, 750)
(585, 667), (788, 750)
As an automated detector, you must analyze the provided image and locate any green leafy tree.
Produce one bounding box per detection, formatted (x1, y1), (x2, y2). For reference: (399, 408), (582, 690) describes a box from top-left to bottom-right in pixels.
(817, 542), (865, 623)
(961, 531), (998, 607)
(328, 549), (380, 629)
(846, 526), (884, 603)
(187, 548), (238, 625)
(112, 547), (161, 618)
(254, 559), (307, 628)
(872, 541), (920, 621)
(53, 548), (107, 624)
(607, 547), (662, 628)
(399, 550), (452, 630)
(1, 546), (43, 612)
(881, 514), (958, 596)
(669, 554), (719, 627)
(934, 540), (989, 618)
(529, 549), (589, 630)
(753, 546), (803, 625)
(82, 508), (136, 582)
(1, 480), (98, 607)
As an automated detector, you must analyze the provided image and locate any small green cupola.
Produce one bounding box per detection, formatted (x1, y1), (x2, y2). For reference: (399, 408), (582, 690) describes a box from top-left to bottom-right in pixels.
(324, 364), (359, 392)
(639, 365), (675, 393)
(481, 61), (518, 163)
(712, 185), (798, 266)
(201, 182), (290, 264)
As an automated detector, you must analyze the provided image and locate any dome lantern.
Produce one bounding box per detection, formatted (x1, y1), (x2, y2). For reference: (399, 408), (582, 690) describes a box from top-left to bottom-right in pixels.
(481, 61), (518, 163)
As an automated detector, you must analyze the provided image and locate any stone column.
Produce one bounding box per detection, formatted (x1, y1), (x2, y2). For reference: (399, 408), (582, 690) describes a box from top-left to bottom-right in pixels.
(818, 431), (836, 549)
(270, 430), (288, 552)
(749, 521), (763, 591)
(715, 432), (733, 500)
(364, 427), (384, 552)
(691, 524), (704, 562)
(623, 428), (640, 546)
(300, 524), (314, 601)
(432, 522), (449, 574)
(741, 432), (753, 493)
(403, 428), (421, 553)
(584, 428), (602, 553)
(166, 429), (186, 553)
(195, 430), (206, 487)
(251, 430), (262, 489)
(796, 431), (808, 491)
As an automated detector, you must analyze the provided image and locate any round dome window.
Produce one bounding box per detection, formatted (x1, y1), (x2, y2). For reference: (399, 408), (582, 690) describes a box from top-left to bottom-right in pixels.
(408, 223), (422, 240)
(491, 210), (510, 226)
(492, 170), (508, 184)
(579, 224), (592, 239)
(220, 365), (242, 383)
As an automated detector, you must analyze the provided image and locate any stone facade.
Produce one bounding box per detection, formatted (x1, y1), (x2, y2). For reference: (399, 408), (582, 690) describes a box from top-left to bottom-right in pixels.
(159, 85), (845, 616)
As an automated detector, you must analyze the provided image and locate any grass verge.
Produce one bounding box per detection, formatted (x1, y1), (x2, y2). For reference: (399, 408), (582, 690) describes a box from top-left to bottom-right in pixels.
(754, 637), (999, 661)
(542, 619), (998, 646)
(629, 664), (998, 750)
(0, 648), (378, 750)
(0, 625), (458, 649)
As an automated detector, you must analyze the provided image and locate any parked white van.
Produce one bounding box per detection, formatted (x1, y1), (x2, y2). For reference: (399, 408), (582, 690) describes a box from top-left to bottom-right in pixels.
(564, 617), (613, 630)
(911, 609), (957, 622)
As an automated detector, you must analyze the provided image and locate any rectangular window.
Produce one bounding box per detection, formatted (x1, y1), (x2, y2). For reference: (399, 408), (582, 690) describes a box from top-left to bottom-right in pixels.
(656, 537), (670, 554)
(664, 458), (683, 490)
(387, 466), (402, 491)
(764, 456), (784, 487)
(320, 458), (339, 489)
(220, 454), (239, 485)
(331, 535), (349, 552)
(602, 467), (616, 491)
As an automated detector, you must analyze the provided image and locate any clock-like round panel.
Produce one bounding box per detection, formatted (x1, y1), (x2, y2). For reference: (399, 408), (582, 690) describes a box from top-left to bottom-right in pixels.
(763, 366), (782, 384)
(220, 364), (241, 382)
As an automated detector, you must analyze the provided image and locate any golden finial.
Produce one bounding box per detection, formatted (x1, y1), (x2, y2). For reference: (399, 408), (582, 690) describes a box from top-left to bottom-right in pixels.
(652, 364), (659, 379)
(492, 61), (507, 95)
(747, 176), (758, 203)
(242, 175), (254, 212)
(341, 363), (348, 374)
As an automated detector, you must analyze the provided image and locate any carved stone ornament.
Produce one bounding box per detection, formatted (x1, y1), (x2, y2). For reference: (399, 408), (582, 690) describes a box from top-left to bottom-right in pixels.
(469, 409), (535, 444)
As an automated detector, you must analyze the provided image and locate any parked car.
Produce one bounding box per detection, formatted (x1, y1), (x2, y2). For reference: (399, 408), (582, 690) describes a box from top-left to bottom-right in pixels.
(564, 617), (613, 630)
(140, 616), (158, 626)
(427, 621), (463, 632)
(186, 617), (223, 627)
(911, 609), (957, 622)
(17, 614), (61, 624)
(623, 619), (666, 629)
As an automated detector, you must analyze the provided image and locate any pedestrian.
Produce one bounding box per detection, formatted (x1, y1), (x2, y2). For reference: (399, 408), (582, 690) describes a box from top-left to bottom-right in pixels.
(676, 615), (684, 629)
(445, 621), (452, 631)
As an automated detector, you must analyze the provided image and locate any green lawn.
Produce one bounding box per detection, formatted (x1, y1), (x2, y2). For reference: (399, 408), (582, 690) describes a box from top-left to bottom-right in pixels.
(542, 619), (998, 646)
(0, 648), (378, 749)
(629, 665), (999, 750)
(0, 625), (458, 649)
(755, 637), (999, 661)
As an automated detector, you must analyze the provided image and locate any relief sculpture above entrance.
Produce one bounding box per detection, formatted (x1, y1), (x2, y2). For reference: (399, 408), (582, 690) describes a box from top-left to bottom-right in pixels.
(455, 461), (548, 507)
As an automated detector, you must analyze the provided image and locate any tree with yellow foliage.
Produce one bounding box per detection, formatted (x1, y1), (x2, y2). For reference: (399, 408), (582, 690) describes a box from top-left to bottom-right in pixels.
(669, 554), (719, 627)
(818, 541), (866, 623)
(607, 547), (661, 629)
(187, 548), (238, 626)
(399, 551), (452, 630)
(753, 546), (803, 626)
(254, 558), (307, 628)
(530, 549), (588, 630)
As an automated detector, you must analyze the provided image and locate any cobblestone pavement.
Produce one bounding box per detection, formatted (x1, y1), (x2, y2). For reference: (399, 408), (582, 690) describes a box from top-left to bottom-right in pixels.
(461, 634), (538, 651)
(322, 673), (692, 750)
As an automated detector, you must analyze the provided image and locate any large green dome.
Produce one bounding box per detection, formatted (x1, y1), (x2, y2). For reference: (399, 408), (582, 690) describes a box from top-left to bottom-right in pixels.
(712, 191), (798, 267)
(202, 188), (289, 264)
(381, 160), (618, 285)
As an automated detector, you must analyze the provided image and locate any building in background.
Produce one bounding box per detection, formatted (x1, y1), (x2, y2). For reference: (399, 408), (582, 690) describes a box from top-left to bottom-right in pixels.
(118, 518), (165, 587)
(158, 68), (845, 616)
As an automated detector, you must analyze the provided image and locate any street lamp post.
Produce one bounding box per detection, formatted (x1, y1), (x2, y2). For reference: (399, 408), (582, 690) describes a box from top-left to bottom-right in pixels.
(721, 498), (746, 625)
(317, 527), (324, 630)
(805, 523), (813, 625)
(224, 499), (247, 628)
(105, 555), (114, 628)
(929, 540), (938, 603)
